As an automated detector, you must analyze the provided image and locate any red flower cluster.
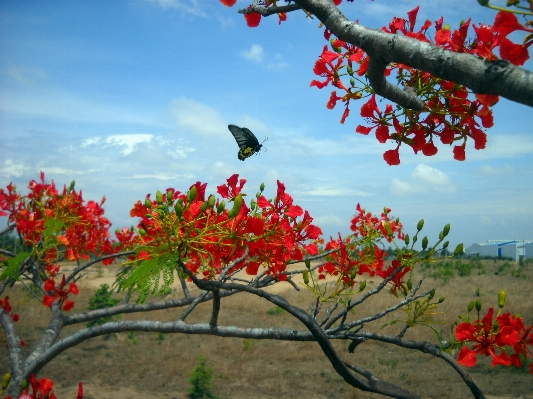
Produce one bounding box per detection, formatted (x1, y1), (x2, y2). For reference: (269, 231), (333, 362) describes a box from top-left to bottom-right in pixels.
(0, 172), (114, 264)
(119, 174), (323, 281)
(0, 173), (116, 313)
(43, 275), (79, 311)
(4, 374), (83, 399)
(317, 204), (409, 295)
(310, 7), (531, 165)
(456, 308), (533, 374)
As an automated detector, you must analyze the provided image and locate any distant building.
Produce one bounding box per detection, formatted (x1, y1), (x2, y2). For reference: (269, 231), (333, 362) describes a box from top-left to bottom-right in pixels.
(465, 240), (533, 261)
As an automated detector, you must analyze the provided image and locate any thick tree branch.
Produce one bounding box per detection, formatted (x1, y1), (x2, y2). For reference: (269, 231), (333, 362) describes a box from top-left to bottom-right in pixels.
(354, 331), (486, 399)
(294, 0), (533, 108)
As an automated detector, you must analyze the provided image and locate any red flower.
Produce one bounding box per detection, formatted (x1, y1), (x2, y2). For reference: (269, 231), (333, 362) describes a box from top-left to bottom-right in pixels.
(217, 174), (246, 200)
(244, 9), (261, 28)
(383, 148), (400, 165)
(219, 0), (236, 6)
(456, 308), (520, 368)
(453, 145), (466, 161)
(43, 275), (79, 311)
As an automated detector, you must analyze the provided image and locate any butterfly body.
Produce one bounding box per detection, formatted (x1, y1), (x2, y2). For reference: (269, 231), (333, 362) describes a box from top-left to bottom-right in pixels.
(228, 125), (264, 161)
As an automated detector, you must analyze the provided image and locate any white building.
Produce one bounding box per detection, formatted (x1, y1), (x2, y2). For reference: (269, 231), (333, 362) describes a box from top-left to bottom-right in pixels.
(465, 240), (533, 261)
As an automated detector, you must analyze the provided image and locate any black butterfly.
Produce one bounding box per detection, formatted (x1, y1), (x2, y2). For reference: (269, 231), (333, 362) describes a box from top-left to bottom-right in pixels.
(228, 124), (266, 161)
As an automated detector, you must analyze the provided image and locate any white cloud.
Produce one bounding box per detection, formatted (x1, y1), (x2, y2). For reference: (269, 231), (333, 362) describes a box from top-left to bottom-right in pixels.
(143, 0), (206, 16)
(131, 173), (194, 180)
(1, 159), (31, 179)
(81, 134), (154, 156)
(267, 53), (288, 70)
(412, 164), (453, 188)
(240, 44), (264, 63)
(469, 134), (533, 160)
(391, 164), (455, 196)
(171, 97), (226, 136)
(312, 215), (344, 228)
(478, 164), (515, 176)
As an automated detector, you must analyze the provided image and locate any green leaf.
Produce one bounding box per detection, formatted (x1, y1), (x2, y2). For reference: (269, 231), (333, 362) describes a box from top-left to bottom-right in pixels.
(1, 252), (31, 281)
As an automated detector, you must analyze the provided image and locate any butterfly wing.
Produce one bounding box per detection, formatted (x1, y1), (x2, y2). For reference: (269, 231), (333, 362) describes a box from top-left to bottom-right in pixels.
(228, 125), (263, 161)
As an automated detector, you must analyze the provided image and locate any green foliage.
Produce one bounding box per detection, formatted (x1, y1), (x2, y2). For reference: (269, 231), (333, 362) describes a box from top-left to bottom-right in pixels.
(127, 332), (138, 345)
(242, 339), (256, 351)
(156, 332), (165, 344)
(188, 356), (220, 399)
(495, 261), (511, 276)
(86, 284), (121, 328)
(267, 305), (286, 315)
(421, 259), (486, 283)
(118, 253), (177, 303)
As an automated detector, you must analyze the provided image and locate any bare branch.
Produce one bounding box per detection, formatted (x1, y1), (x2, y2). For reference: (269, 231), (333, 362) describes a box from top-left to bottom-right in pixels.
(238, 3), (302, 17)
(209, 289), (221, 328)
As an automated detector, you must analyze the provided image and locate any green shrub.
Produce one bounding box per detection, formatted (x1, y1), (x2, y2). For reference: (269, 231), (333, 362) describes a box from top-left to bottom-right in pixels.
(86, 283), (121, 328)
(267, 305), (286, 315)
(188, 356), (220, 399)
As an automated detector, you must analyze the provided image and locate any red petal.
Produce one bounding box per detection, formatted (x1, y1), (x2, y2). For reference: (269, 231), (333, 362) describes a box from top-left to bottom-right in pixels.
(244, 12), (261, 28)
(457, 346), (478, 367)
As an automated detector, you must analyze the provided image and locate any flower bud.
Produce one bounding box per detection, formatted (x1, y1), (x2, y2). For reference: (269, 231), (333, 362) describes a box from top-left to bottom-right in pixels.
(442, 224), (450, 237)
(384, 222), (393, 237)
(303, 269), (310, 285)
(250, 199), (256, 210)
(305, 259), (311, 270)
(156, 190), (164, 205)
(350, 78), (355, 86)
(187, 186), (197, 203)
(498, 290), (506, 309)
(217, 201), (226, 214)
(144, 198), (152, 209)
(260, 182), (265, 192)
(477, 0), (489, 5)
(21, 379), (27, 389)
(422, 236), (428, 250)
(208, 195), (216, 208)
(359, 280), (366, 291)
(404, 234), (410, 246)
(166, 190), (173, 203)
(443, 241), (449, 249)
(175, 203), (183, 218)
(68, 180), (75, 192)
(428, 289), (435, 301)
(454, 243), (464, 256)
(139, 228), (146, 236)
(417, 219), (424, 231)
(2, 372), (11, 390)
(229, 194), (243, 218)
(438, 297), (445, 303)
(200, 201), (208, 213)
(347, 64), (353, 75)
(475, 299), (482, 312)
(468, 300), (475, 312)
(407, 279), (412, 290)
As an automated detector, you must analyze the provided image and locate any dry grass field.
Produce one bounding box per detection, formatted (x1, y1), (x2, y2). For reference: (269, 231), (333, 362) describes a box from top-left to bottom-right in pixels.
(1, 259), (533, 399)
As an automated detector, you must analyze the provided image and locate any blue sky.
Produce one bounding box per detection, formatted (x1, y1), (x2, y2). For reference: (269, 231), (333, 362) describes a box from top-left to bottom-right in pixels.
(1, 0), (532, 251)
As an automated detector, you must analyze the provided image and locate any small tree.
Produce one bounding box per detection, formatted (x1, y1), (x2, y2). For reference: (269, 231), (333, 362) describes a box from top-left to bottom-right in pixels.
(86, 284), (121, 328)
(188, 357), (219, 399)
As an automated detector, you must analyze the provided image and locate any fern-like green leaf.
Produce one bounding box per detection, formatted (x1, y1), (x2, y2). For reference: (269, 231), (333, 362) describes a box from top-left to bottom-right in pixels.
(0, 251), (31, 281)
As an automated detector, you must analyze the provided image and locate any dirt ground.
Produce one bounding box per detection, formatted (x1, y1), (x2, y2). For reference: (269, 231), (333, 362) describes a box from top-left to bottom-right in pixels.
(2, 259), (533, 399)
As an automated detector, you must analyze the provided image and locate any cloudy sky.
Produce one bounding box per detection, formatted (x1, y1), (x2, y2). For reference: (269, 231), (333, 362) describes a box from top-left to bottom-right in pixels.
(1, 0), (532, 251)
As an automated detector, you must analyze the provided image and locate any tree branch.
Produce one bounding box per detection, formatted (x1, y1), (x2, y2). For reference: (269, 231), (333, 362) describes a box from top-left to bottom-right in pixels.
(295, 0), (533, 108)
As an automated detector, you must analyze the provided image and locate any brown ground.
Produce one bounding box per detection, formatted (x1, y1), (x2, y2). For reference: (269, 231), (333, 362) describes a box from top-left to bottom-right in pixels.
(2, 259), (533, 399)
